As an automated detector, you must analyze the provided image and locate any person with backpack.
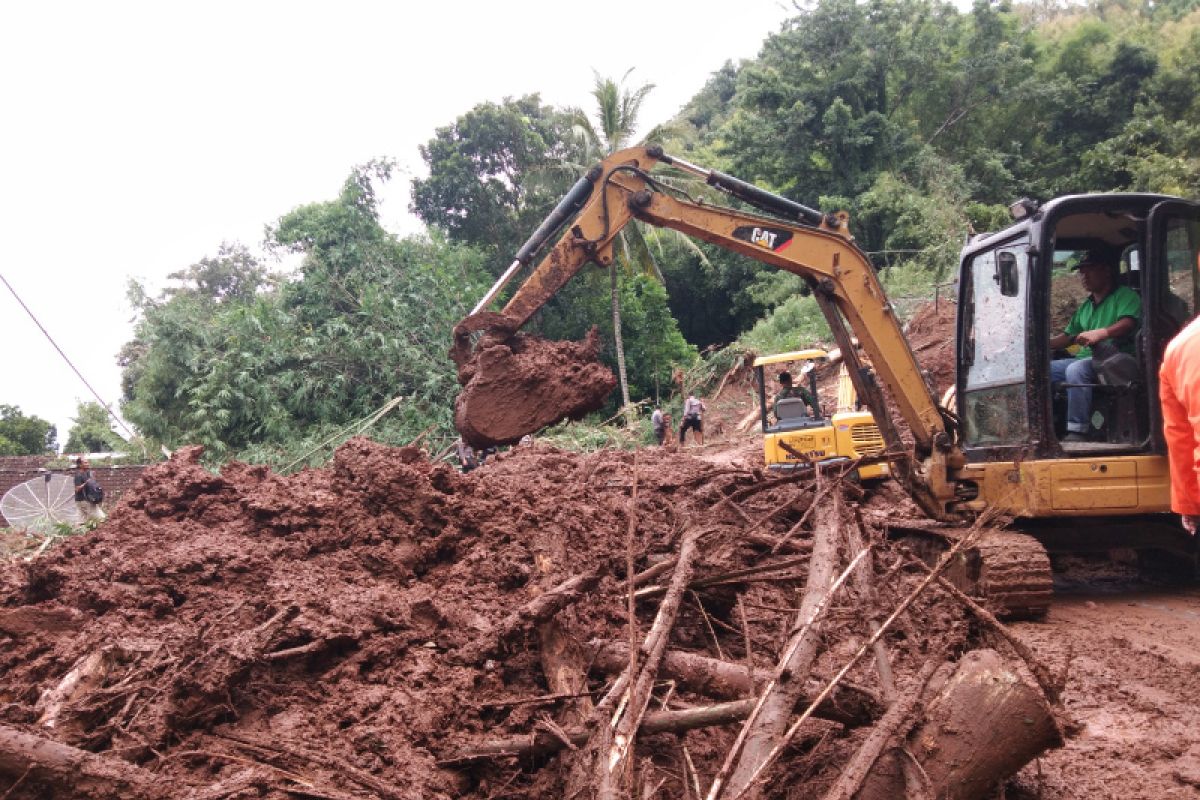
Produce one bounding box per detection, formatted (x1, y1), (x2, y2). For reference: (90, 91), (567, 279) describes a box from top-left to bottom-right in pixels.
(73, 457), (106, 523)
(679, 394), (706, 446)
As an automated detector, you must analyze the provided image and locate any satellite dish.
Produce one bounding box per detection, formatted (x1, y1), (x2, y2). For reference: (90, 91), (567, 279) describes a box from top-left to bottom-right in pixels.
(1, 473), (80, 533)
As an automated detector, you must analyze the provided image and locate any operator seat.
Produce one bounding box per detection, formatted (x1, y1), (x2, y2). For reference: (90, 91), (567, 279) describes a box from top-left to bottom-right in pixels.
(1054, 341), (1145, 445)
(773, 398), (822, 432)
(776, 398), (809, 419)
(1093, 342), (1145, 443)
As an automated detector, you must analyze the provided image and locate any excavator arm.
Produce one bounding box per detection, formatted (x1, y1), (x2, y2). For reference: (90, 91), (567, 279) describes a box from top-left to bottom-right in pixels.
(455, 146), (963, 519)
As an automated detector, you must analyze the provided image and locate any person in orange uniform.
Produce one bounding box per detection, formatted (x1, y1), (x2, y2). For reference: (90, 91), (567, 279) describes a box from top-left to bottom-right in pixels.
(1159, 314), (1200, 535)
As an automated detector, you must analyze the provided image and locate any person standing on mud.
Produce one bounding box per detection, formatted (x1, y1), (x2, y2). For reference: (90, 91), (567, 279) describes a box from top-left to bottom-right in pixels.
(73, 457), (106, 523)
(679, 394), (706, 446)
(651, 407), (666, 446)
(1160, 314), (1200, 535)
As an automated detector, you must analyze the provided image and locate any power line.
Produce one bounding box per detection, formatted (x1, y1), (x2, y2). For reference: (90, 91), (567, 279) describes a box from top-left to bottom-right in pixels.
(0, 270), (138, 443)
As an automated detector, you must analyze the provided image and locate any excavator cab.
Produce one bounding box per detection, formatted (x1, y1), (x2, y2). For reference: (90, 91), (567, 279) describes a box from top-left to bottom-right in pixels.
(753, 350), (888, 479)
(955, 194), (1200, 545)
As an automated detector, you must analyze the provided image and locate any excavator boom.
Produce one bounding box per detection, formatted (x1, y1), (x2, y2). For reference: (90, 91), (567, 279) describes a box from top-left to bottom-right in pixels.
(454, 146), (961, 519)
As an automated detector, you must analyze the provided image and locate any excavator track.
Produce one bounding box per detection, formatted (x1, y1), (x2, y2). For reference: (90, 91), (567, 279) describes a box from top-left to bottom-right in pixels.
(969, 531), (1054, 619)
(888, 525), (1054, 619)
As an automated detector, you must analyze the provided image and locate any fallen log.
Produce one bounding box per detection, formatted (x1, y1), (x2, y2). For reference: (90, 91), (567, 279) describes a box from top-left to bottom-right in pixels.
(540, 620), (593, 727)
(716, 516), (997, 799)
(595, 524), (704, 795)
(743, 531), (812, 554)
(847, 511), (928, 797)
(845, 511), (895, 697)
(591, 640), (753, 701)
(632, 557), (677, 588)
(633, 556), (811, 599)
(855, 649), (1064, 800)
(441, 698), (792, 764)
(0, 724), (165, 799)
(818, 660), (945, 800)
(713, 485), (848, 800)
(586, 641), (880, 726)
(36, 649), (117, 732)
(457, 570), (601, 664)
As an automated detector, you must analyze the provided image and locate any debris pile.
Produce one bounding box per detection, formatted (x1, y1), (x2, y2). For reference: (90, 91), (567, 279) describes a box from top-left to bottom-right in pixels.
(0, 438), (1063, 799)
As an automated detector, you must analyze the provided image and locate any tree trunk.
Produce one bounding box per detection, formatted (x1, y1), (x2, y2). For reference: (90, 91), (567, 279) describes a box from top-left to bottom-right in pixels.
(610, 261), (631, 417)
(540, 620), (593, 727)
(587, 641), (880, 726)
(442, 699), (772, 764)
(0, 724), (165, 799)
(718, 486), (844, 799)
(855, 649), (1064, 800)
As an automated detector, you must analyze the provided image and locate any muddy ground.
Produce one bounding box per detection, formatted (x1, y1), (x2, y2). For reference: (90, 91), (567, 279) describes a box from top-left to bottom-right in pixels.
(1006, 578), (1200, 799)
(0, 433), (1037, 799)
(2, 300), (1198, 798)
(453, 327), (617, 448)
(1, 435), (1196, 798)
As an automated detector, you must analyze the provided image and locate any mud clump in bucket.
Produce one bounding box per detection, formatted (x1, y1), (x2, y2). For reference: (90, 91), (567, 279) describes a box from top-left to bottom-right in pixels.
(454, 327), (617, 448)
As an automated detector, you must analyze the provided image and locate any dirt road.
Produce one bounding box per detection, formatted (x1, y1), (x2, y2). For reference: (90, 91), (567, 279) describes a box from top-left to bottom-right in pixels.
(1009, 576), (1200, 799)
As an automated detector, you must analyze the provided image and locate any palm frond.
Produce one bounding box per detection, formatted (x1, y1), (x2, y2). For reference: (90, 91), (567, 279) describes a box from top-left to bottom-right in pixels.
(621, 226), (665, 283)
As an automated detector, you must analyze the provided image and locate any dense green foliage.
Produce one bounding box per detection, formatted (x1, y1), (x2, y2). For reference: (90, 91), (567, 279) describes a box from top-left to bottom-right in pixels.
(0, 405), (56, 456)
(121, 166), (491, 465)
(669, 0), (1200, 349)
(119, 0), (1200, 459)
(410, 96), (584, 272)
(63, 401), (126, 454)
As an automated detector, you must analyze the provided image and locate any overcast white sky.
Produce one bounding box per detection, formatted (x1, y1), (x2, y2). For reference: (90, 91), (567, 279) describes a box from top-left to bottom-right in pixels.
(0, 0), (793, 449)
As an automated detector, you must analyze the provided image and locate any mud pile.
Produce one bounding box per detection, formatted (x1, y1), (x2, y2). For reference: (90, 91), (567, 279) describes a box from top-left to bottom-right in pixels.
(453, 328), (617, 448)
(0, 439), (1055, 799)
(903, 299), (957, 400)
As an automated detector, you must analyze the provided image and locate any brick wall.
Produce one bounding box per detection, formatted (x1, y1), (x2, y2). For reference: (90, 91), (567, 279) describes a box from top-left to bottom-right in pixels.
(0, 456), (150, 525)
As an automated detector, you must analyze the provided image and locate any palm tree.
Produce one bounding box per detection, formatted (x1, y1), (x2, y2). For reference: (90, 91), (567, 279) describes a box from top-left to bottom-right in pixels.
(571, 70), (657, 416)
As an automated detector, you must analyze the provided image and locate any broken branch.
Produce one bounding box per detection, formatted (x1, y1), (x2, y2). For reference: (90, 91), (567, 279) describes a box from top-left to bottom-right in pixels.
(457, 570), (602, 664)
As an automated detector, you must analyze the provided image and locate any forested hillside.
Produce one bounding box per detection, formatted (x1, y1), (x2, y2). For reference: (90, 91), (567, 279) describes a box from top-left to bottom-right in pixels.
(120, 0), (1200, 464)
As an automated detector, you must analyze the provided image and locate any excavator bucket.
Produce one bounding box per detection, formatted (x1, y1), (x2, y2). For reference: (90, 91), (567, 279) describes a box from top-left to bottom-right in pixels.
(451, 315), (616, 448)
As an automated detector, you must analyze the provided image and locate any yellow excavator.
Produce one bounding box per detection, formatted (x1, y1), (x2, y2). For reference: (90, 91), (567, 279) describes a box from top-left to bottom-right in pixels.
(453, 144), (1200, 615)
(754, 349), (888, 481)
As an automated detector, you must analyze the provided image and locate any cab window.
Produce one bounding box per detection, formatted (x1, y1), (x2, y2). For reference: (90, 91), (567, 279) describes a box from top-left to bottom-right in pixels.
(960, 242), (1030, 447)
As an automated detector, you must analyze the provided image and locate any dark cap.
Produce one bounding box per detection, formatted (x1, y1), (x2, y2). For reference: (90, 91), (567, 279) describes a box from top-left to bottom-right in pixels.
(1071, 250), (1114, 271)
(778, 371), (793, 384)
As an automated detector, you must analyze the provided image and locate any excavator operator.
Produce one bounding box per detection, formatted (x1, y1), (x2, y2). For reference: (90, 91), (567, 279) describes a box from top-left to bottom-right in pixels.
(1048, 253), (1141, 442)
(774, 370), (818, 421)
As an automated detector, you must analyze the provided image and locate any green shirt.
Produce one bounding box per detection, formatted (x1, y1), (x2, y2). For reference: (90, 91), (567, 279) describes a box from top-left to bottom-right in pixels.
(774, 385), (817, 416)
(1064, 284), (1141, 358)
